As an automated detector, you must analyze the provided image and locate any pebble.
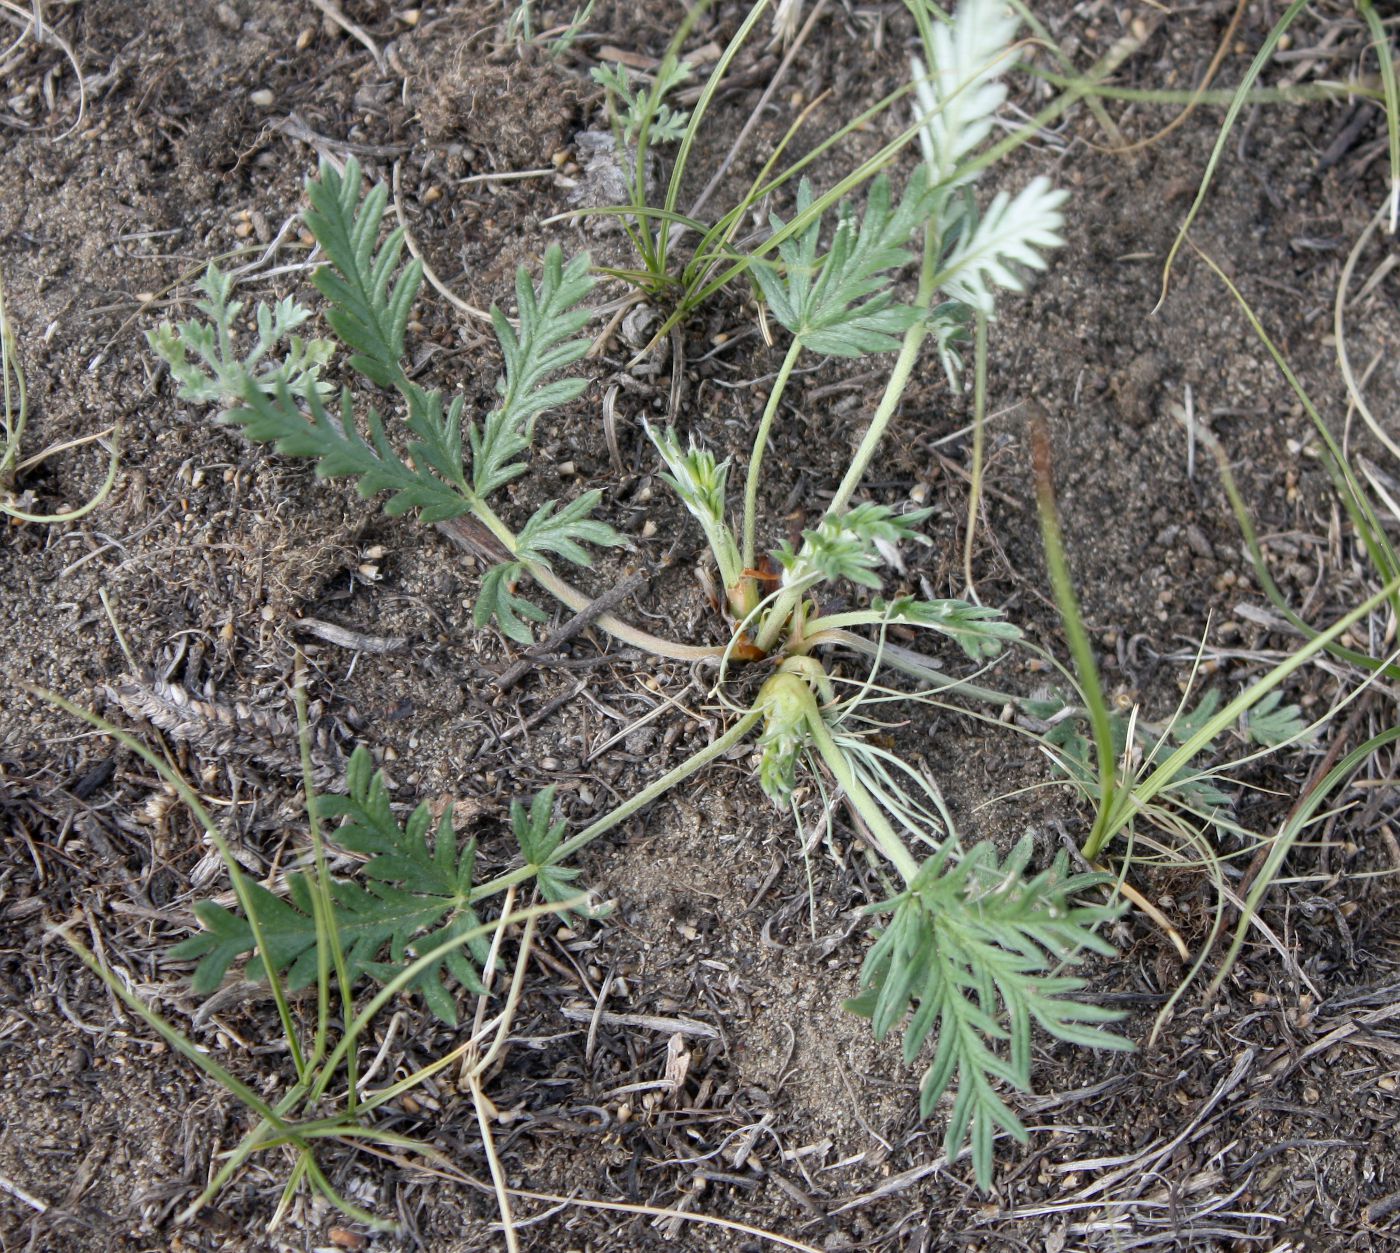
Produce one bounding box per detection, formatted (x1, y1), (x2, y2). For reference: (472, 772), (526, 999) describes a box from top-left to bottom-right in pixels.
(216, 2), (240, 30)
(249, 88), (274, 108)
(1183, 525), (1213, 560)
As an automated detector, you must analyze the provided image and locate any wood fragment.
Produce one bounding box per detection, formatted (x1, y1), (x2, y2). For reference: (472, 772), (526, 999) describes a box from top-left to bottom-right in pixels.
(559, 1003), (719, 1039)
(495, 572), (647, 691)
(294, 616), (409, 654)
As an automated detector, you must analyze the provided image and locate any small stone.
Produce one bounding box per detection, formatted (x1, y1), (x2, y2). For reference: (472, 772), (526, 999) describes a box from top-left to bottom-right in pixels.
(1184, 525), (1214, 560)
(216, 2), (240, 30)
(249, 88), (275, 108)
(422, 184), (443, 204)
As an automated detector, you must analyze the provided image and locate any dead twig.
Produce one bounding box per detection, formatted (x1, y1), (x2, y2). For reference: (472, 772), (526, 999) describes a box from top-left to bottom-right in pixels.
(495, 571), (648, 691)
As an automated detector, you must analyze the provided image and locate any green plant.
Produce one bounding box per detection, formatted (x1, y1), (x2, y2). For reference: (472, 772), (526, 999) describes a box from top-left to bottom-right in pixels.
(172, 744), (502, 1026)
(37, 683), (578, 1232)
(593, 55), (694, 146)
(577, 0), (1136, 346)
(507, 0), (595, 60)
(147, 0), (1134, 1191)
(1028, 403), (1400, 1040)
(0, 271), (120, 523)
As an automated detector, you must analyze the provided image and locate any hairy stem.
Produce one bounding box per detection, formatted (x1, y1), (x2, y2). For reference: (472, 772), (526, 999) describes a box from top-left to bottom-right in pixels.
(754, 573), (823, 655)
(741, 337), (804, 573)
(809, 628), (1016, 708)
(469, 710), (764, 905)
(465, 499), (723, 662)
(828, 229), (939, 516)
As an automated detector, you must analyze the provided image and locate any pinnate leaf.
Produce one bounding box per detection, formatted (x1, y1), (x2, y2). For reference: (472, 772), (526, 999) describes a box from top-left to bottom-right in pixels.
(171, 746), (491, 1025)
(847, 837), (1129, 1188)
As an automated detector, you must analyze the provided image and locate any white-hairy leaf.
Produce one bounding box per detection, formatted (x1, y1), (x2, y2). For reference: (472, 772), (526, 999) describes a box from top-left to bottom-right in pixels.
(910, 0), (1020, 188)
(936, 177), (1068, 315)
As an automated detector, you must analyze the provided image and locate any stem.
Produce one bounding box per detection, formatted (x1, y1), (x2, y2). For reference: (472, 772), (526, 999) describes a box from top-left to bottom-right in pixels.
(762, 672), (922, 883)
(962, 313), (988, 599)
(741, 337), (804, 573)
(469, 710), (764, 904)
(294, 670), (355, 1103)
(806, 720), (921, 882)
(1028, 413), (1119, 863)
(811, 628), (1015, 707)
(463, 501), (723, 662)
(754, 575), (822, 655)
(828, 230), (938, 516)
(528, 561), (722, 661)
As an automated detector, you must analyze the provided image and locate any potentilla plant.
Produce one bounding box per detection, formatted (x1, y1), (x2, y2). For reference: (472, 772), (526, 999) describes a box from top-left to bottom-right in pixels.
(148, 0), (1128, 1189)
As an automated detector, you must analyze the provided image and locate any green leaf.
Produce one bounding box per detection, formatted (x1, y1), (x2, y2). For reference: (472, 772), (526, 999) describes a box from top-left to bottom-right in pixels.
(1243, 689), (1312, 747)
(848, 837), (1130, 1189)
(304, 156), (421, 391)
(511, 787), (586, 916)
(473, 561), (550, 644)
(592, 57), (693, 146)
(645, 422), (742, 589)
(470, 246), (595, 499)
(515, 491), (625, 568)
(873, 595), (1022, 660)
(751, 171), (938, 357)
(775, 502), (933, 591)
(147, 263), (333, 405)
(225, 379), (470, 522)
(173, 746), (492, 1025)
(1169, 689), (1222, 747)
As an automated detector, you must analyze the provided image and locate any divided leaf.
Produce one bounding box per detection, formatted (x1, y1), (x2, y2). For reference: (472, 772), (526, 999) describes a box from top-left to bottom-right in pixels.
(847, 837), (1129, 1188)
(591, 57), (693, 146)
(645, 422), (742, 589)
(471, 246), (596, 499)
(227, 380), (471, 522)
(909, 0), (1019, 188)
(752, 172), (938, 357)
(170, 746), (491, 1026)
(1243, 690), (1312, 747)
(515, 490), (625, 568)
(147, 264), (333, 405)
(776, 502), (933, 590)
(510, 786), (583, 914)
(474, 561), (550, 645)
(934, 177), (1068, 316)
(1168, 689), (1223, 747)
(873, 595), (1022, 660)
(304, 157), (421, 391)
